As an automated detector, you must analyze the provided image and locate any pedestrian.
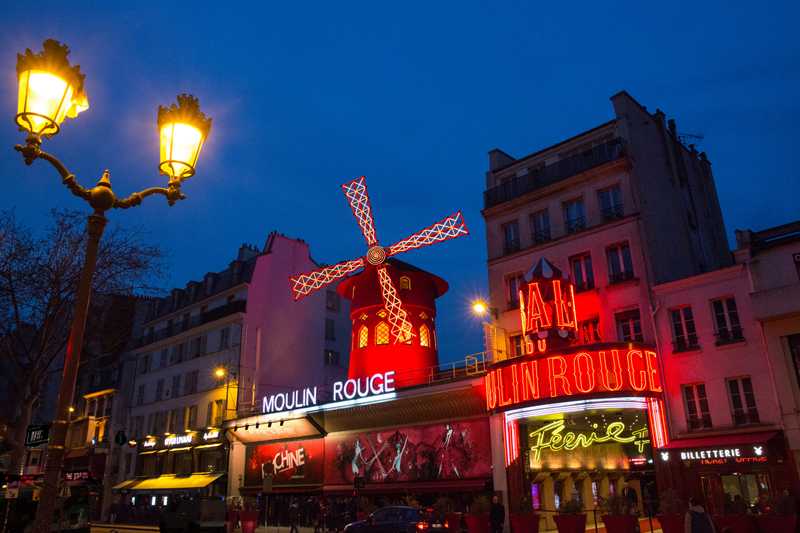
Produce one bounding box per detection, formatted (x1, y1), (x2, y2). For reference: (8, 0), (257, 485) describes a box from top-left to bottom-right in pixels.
(731, 494), (748, 515)
(289, 499), (300, 533)
(777, 489), (797, 516)
(489, 495), (505, 533)
(684, 497), (716, 533)
(622, 482), (639, 515)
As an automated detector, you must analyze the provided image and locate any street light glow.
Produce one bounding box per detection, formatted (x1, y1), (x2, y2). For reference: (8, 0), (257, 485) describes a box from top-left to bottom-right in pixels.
(472, 300), (488, 316)
(214, 367), (227, 379)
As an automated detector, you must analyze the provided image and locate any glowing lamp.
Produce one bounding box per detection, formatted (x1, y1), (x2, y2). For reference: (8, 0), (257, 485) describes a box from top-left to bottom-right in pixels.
(471, 300), (488, 317)
(157, 94), (211, 181)
(15, 40), (88, 137)
(214, 367), (226, 379)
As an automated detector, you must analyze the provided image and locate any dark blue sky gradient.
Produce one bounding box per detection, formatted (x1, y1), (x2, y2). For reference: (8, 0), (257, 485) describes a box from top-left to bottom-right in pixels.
(1, 2), (797, 364)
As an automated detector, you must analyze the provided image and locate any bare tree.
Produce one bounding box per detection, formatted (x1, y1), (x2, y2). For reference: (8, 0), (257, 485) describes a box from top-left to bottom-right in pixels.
(0, 209), (162, 473)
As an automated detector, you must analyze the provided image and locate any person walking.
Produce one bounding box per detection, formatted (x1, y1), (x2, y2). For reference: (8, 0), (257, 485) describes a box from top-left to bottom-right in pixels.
(289, 499), (301, 533)
(684, 497), (716, 533)
(489, 495), (505, 533)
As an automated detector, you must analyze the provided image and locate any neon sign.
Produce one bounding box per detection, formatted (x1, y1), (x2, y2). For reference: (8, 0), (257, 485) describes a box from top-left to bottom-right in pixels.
(673, 445), (768, 465)
(262, 371), (396, 414)
(528, 420), (649, 461)
(164, 434), (193, 447)
(485, 347), (662, 411)
(142, 438), (157, 448)
(203, 430), (220, 440)
(267, 446), (307, 476)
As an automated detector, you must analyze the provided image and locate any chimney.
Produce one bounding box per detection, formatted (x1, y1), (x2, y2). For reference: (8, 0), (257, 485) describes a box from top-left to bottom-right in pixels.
(488, 148), (516, 172)
(667, 118), (677, 137)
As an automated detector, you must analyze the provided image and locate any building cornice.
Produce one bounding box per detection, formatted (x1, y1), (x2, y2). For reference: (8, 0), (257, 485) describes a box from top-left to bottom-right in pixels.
(652, 264), (745, 295)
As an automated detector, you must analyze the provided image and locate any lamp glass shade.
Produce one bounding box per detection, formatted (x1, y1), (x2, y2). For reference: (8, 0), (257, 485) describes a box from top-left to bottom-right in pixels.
(16, 69), (84, 136)
(159, 121), (204, 180)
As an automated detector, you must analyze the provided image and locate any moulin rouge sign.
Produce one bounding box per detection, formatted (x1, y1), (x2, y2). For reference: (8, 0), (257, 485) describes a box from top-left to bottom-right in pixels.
(485, 260), (663, 412)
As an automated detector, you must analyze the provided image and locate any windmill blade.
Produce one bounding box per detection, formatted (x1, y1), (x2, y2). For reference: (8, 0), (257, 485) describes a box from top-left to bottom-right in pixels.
(290, 257), (365, 300)
(386, 211), (468, 257)
(342, 176), (379, 247)
(376, 266), (414, 344)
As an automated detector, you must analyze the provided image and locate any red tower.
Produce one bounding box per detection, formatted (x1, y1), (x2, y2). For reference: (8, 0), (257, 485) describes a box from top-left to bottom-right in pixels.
(338, 259), (448, 388)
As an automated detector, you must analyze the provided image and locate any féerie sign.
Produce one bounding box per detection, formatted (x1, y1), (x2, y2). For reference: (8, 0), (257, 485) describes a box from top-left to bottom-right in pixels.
(262, 370), (396, 414)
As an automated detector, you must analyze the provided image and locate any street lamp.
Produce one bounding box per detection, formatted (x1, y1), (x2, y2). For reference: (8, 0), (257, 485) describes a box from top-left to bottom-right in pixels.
(470, 298), (505, 362)
(14, 40), (213, 533)
(471, 299), (489, 317)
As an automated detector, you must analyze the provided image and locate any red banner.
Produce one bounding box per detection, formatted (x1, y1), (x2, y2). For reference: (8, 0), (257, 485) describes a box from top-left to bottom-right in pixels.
(245, 438), (324, 487)
(325, 419), (491, 484)
(485, 346), (663, 412)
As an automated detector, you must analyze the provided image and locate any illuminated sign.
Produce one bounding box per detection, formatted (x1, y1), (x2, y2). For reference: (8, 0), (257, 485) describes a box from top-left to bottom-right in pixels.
(164, 434), (193, 447)
(528, 420), (649, 461)
(142, 438), (157, 448)
(262, 371), (396, 414)
(267, 446), (306, 476)
(202, 430), (220, 441)
(485, 347), (663, 412)
(64, 471), (90, 482)
(673, 445), (768, 465)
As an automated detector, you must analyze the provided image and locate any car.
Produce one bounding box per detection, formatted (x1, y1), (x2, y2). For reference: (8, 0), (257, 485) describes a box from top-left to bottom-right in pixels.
(344, 506), (449, 533)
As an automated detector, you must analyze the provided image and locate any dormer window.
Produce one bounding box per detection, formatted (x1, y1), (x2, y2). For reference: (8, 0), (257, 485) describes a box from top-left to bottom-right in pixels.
(399, 276), (411, 290)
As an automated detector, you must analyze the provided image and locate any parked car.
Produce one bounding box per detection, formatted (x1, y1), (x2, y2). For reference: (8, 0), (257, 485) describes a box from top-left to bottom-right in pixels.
(344, 506), (449, 533)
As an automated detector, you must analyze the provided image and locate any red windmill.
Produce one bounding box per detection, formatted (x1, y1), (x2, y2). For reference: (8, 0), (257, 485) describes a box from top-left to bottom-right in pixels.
(290, 176), (468, 343)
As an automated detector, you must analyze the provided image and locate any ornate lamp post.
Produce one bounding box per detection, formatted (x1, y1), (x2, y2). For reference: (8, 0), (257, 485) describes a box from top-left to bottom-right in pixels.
(13, 40), (212, 532)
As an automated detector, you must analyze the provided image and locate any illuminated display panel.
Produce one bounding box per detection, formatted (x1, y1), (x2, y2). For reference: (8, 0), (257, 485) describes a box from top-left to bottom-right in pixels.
(485, 344), (663, 412)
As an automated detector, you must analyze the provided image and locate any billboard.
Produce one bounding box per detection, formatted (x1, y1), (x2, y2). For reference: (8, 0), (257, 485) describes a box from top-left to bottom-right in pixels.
(325, 418), (491, 484)
(245, 438), (324, 487)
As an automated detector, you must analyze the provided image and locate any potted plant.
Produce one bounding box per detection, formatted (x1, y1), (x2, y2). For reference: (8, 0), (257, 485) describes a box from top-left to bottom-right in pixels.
(656, 489), (686, 533)
(510, 492), (539, 533)
(553, 499), (585, 533)
(465, 495), (491, 533)
(600, 495), (637, 533)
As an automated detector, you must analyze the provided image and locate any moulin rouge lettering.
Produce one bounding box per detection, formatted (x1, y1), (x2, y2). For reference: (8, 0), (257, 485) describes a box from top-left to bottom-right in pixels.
(262, 371), (396, 414)
(485, 348), (662, 411)
(517, 277), (578, 356)
(529, 419), (649, 461)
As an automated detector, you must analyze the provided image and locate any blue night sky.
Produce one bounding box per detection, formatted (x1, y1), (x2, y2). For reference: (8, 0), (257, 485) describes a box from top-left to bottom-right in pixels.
(0, 2), (797, 365)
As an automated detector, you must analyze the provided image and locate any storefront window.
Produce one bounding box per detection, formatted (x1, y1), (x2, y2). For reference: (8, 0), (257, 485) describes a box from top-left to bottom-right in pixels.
(173, 451), (193, 476)
(199, 449), (225, 473)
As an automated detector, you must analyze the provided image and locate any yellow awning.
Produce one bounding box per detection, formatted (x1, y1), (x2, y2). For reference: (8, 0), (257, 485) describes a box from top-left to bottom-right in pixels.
(130, 473), (224, 491)
(111, 478), (140, 490)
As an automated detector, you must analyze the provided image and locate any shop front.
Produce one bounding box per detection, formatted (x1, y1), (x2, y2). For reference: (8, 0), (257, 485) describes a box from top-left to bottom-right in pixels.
(656, 430), (796, 518)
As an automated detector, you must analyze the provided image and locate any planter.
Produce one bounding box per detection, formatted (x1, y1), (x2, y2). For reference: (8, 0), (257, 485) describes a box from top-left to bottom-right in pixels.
(657, 514), (684, 533)
(553, 514), (586, 533)
(715, 514), (757, 533)
(465, 513), (489, 533)
(755, 514), (797, 532)
(510, 513), (540, 533)
(602, 514), (638, 533)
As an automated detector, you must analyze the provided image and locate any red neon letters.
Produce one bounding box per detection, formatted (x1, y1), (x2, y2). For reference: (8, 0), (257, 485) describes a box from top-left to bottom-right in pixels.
(485, 349), (662, 411)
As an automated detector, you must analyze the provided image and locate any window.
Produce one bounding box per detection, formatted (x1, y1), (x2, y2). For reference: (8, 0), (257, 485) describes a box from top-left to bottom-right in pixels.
(186, 405), (198, 430)
(579, 318), (601, 344)
(399, 276), (411, 290)
(167, 319), (174, 335)
(146, 413), (155, 435)
(219, 327), (230, 350)
(502, 220), (520, 254)
(133, 416), (143, 439)
(615, 309), (643, 342)
(191, 337), (203, 358)
(160, 349), (168, 368)
(170, 344), (185, 365)
(509, 335), (524, 357)
(375, 322), (390, 345)
(570, 253), (594, 292)
(358, 325), (368, 348)
(184, 370), (199, 395)
(171, 375), (182, 398)
(530, 210), (551, 243)
(325, 318), (336, 341)
(155, 379), (164, 401)
(712, 297), (743, 344)
(727, 377), (759, 425)
(324, 350), (340, 366)
(670, 307), (699, 351)
(794, 252), (800, 280)
(326, 290), (340, 311)
(563, 198), (586, 234)
(136, 385), (145, 407)
(139, 354), (150, 375)
(214, 399), (224, 426)
(125, 453), (133, 476)
(598, 185), (623, 221)
(182, 313), (190, 331)
(419, 324), (431, 347)
(607, 242), (634, 283)
(683, 383), (712, 430)
(789, 334), (800, 390)
(505, 273), (525, 309)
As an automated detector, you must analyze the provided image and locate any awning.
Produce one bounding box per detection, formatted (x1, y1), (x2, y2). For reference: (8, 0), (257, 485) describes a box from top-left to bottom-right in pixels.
(663, 431), (779, 449)
(129, 473), (224, 491)
(111, 478), (140, 490)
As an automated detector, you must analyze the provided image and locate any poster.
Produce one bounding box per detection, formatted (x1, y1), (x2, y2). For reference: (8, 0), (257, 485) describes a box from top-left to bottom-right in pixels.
(325, 419), (491, 484)
(244, 438), (324, 487)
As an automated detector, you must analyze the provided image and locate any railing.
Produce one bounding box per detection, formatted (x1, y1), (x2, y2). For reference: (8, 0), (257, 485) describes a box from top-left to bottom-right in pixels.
(601, 203), (624, 221)
(136, 300), (247, 347)
(574, 281), (595, 293)
(532, 229), (551, 244)
(564, 216), (587, 234)
(609, 271), (636, 284)
(484, 139), (626, 208)
(503, 239), (521, 256)
(426, 352), (489, 384)
(715, 327), (744, 345)
(672, 336), (700, 352)
(687, 415), (713, 431)
(733, 410), (761, 426)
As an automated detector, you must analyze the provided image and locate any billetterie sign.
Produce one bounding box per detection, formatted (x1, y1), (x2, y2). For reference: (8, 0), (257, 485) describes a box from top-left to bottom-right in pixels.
(262, 370), (396, 414)
(485, 347), (662, 411)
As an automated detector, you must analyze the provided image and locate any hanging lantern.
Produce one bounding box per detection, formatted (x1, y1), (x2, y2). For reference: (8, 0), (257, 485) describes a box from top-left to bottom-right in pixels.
(157, 94), (212, 182)
(15, 39), (88, 137)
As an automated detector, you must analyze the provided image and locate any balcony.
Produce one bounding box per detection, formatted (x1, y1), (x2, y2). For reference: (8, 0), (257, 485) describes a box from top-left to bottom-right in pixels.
(601, 204), (624, 221)
(672, 336), (700, 353)
(137, 300), (247, 347)
(732, 410), (760, 426)
(715, 327), (744, 346)
(564, 216), (586, 235)
(609, 271), (636, 285)
(484, 139), (626, 209)
(687, 415), (713, 431)
(502, 239), (521, 256)
(574, 281), (595, 293)
(532, 229), (551, 244)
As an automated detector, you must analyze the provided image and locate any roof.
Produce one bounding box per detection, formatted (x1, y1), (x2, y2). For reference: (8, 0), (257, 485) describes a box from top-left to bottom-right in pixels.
(337, 258), (449, 299)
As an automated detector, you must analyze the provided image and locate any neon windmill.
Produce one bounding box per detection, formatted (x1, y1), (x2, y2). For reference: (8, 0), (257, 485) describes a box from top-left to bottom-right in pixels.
(290, 176), (468, 343)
